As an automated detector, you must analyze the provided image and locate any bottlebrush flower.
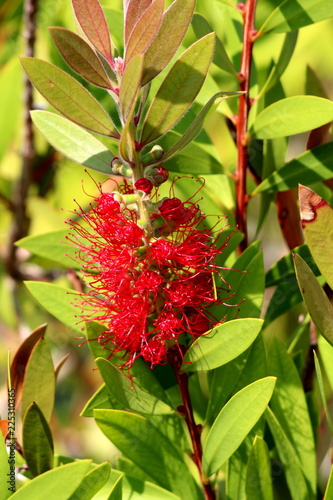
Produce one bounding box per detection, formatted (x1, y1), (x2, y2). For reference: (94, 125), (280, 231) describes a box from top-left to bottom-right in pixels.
(67, 180), (233, 370)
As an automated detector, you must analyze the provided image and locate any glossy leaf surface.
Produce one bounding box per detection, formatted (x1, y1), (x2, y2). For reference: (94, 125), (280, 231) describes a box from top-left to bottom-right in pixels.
(183, 318), (263, 371)
(141, 33), (215, 146)
(203, 377), (276, 476)
(21, 58), (118, 137)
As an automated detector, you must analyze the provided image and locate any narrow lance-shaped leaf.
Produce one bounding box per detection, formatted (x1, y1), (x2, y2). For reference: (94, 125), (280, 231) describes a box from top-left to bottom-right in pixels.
(21, 58), (119, 137)
(299, 185), (333, 291)
(252, 142), (333, 194)
(245, 436), (273, 500)
(250, 96), (333, 140)
(120, 54), (143, 122)
(69, 462), (111, 500)
(31, 111), (115, 174)
(141, 0), (197, 86)
(49, 28), (113, 89)
(124, 0), (164, 67)
(202, 377), (276, 476)
(124, 0), (152, 44)
(183, 318), (264, 372)
(140, 33), (215, 146)
(150, 91), (241, 165)
(191, 13), (237, 77)
(258, 0), (333, 35)
(21, 337), (55, 422)
(22, 402), (54, 477)
(293, 253), (333, 346)
(313, 351), (333, 436)
(72, 0), (113, 64)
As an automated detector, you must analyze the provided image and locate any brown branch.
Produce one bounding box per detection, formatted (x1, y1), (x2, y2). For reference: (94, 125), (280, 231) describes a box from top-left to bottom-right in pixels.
(235, 0), (257, 252)
(5, 0), (38, 279)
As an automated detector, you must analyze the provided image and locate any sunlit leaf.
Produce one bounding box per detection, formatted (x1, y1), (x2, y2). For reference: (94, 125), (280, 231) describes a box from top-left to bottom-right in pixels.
(120, 55), (143, 121)
(140, 33), (215, 146)
(293, 254), (333, 346)
(124, 0), (164, 67)
(203, 377), (276, 476)
(69, 462), (111, 500)
(24, 281), (83, 333)
(49, 28), (113, 89)
(72, 0), (113, 63)
(22, 402), (54, 477)
(258, 0), (333, 34)
(21, 58), (118, 137)
(183, 318), (263, 371)
(253, 142), (333, 193)
(250, 96), (333, 140)
(80, 384), (123, 417)
(94, 410), (202, 499)
(245, 436), (273, 500)
(10, 460), (91, 500)
(265, 244), (318, 287)
(313, 351), (333, 435)
(142, 0), (196, 85)
(21, 338), (55, 422)
(124, 0), (152, 44)
(299, 185), (333, 290)
(324, 466), (333, 500)
(31, 111), (115, 173)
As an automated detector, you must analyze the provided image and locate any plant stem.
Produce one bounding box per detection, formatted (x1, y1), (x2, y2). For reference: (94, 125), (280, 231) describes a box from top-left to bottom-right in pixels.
(170, 354), (216, 500)
(235, 0), (257, 252)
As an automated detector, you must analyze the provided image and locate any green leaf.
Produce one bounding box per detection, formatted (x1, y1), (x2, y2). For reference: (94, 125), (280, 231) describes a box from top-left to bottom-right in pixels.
(142, 0), (196, 85)
(264, 276), (303, 323)
(299, 185), (333, 290)
(258, 0), (333, 34)
(156, 92), (241, 164)
(191, 13), (237, 76)
(253, 142), (333, 193)
(313, 351), (333, 435)
(124, 0), (164, 67)
(250, 96), (333, 140)
(257, 31), (298, 101)
(202, 377), (276, 476)
(16, 229), (78, 269)
(324, 466), (333, 500)
(72, 0), (113, 63)
(245, 436), (273, 500)
(96, 358), (174, 415)
(10, 460), (91, 500)
(318, 333), (333, 392)
(293, 254), (333, 346)
(265, 408), (309, 499)
(80, 384), (123, 417)
(94, 410), (202, 499)
(0, 428), (12, 499)
(85, 321), (110, 359)
(268, 338), (316, 496)
(120, 55), (143, 121)
(265, 244), (318, 287)
(107, 473), (123, 500)
(21, 58), (118, 137)
(69, 462), (111, 500)
(21, 338), (55, 422)
(24, 281), (83, 333)
(140, 33), (215, 146)
(183, 318), (263, 371)
(31, 111), (115, 173)
(49, 28), (113, 89)
(22, 402), (54, 477)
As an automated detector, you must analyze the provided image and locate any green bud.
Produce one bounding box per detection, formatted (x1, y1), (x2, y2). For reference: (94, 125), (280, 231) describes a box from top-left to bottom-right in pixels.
(141, 145), (164, 165)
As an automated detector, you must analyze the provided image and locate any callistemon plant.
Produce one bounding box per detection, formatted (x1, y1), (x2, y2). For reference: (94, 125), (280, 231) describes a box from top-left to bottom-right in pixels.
(19, 0), (273, 499)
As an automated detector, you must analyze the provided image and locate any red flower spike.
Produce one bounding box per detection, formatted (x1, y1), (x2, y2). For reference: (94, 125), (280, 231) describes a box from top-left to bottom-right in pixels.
(68, 181), (235, 370)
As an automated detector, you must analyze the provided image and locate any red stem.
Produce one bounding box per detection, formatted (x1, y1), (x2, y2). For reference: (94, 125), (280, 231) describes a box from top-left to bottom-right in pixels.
(235, 0), (257, 252)
(170, 354), (216, 500)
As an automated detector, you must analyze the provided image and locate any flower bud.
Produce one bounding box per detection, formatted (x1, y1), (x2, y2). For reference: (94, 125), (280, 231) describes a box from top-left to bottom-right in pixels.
(134, 178), (153, 194)
(141, 145), (164, 165)
(146, 165), (169, 186)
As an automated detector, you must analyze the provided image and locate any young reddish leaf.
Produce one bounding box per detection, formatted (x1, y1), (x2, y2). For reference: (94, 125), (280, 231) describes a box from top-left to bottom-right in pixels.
(22, 402), (54, 478)
(141, 0), (196, 86)
(10, 324), (47, 410)
(120, 54), (143, 122)
(21, 58), (118, 137)
(299, 185), (333, 290)
(124, 0), (152, 44)
(293, 254), (333, 346)
(21, 337), (55, 422)
(49, 28), (113, 89)
(140, 33), (215, 146)
(277, 189), (304, 250)
(124, 0), (164, 67)
(55, 353), (72, 379)
(72, 0), (113, 64)
(0, 420), (8, 439)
